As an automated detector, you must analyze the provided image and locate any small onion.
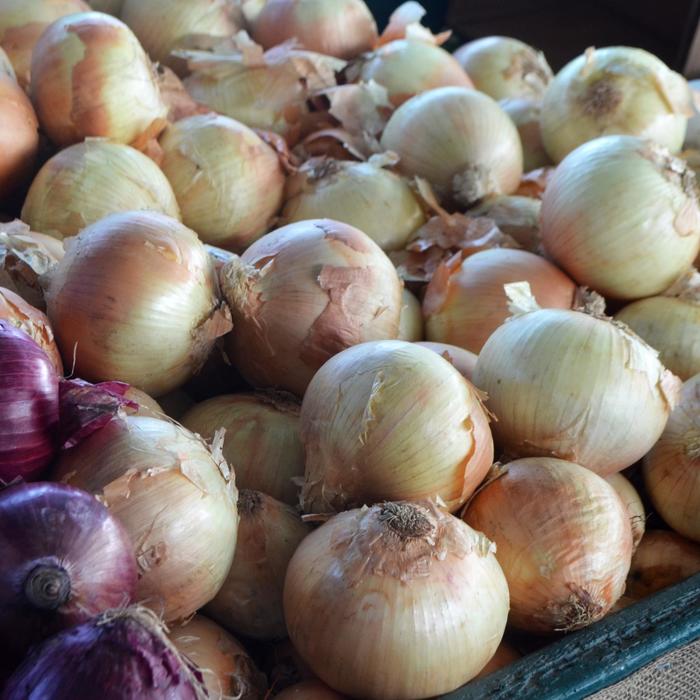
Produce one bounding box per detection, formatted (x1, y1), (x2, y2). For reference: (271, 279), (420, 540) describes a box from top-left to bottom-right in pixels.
(44, 211), (231, 397)
(398, 288), (423, 341)
(605, 473), (646, 551)
(159, 114), (285, 252)
(285, 501), (509, 698)
(300, 340), (493, 513)
(423, 248), (576, 354)
(206, 490), (311, 640)
(470, 195), (542, 252)
(415, 341), (477, 381)
(473, 283), (680, 475)
(474, 641), (521, 680)
(381, 87), (523, 207)
(275, 680), (346, 699)
(541, 46), (691, 163)
(54, 416), (239, 622)
(31, 12), (167, 147)
(541, 135), (700, 299)
(464, 458), (632, 632)
(0, 482), (137, 663)
(500, 97), (552, 171)
(644, 374), (700, 542)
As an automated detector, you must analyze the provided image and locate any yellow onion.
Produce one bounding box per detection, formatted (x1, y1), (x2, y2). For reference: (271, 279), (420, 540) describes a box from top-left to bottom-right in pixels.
(181, 392), (303, 506)
(159, 114), (285, 252)
(474, 641), (521, 680)
(275, 680), (346, 700)
(500, 97), (552, 171)
(30, 12), (167, 147)
(250, 0), (377, 60)
(471, 195), (542, 252)
(282, 158), (426, 252)
(605, 473), (645, 551)
(123, 386), (163, 418)
(541, 47), (691, 164)
(54, 415), (238, 622)
(220, 219), (402, 397)
(398, 288), (423, 341)
(424, 248), (576, 354)
(22, 140), (180, 239)
(644, 374), (700, 542)
(0, 46), (15, 79)
(541, 136), (700, 299)
(381, 87), (523, 207)
(625, 530), (700, 600)
(300, 340), (493, 513)
(473, 283), (681, 475)
(285, 501), (509, 699)
(44, 211), (232, 397)
(206, 490), (310, 640)
(170, 615), (267, 700)
(415, 341), (477, 382)
(464, 458), (632, 632)
(454, 36), (552, 100)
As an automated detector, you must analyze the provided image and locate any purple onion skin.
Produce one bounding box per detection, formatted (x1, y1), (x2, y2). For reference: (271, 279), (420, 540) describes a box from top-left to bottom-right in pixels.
(0, 321), (59, 482)
(0, 482), (137, 665)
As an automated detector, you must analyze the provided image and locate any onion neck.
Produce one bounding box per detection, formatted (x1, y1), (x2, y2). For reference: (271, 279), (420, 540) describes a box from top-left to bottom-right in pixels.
(378, 502), (434, 539)
(238, 489), (263, 516)
(24, 564), (71, 611)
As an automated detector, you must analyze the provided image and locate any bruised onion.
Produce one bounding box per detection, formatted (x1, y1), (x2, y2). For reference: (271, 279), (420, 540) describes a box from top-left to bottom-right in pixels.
(415, 341), (477, 381)
(470, 195), (542, 252)
(398, 288), (423, 341)
(605, 473), (645, 551)
(276, 681), (346, 699)
(500, 98), (552, 171)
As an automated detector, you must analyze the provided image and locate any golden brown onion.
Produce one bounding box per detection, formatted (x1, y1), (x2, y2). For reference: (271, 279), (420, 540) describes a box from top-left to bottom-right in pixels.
(398, 288), (423, 341)
(414, 341), (477, 382)
(500, 97), (552, 171)
(605, 473), (645, 552)
(470, 195), (542, 252)
(275, 680), (346, 700)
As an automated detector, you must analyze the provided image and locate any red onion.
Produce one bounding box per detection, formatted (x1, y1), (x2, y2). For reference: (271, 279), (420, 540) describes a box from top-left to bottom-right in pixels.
(0, 482), (137, 665)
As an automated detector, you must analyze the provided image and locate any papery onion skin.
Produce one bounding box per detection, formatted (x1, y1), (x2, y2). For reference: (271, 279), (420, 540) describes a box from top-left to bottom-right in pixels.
(300, 340), (493, 513)
(470, 195), (542, 252)
(123, 387), (163, 418)
(284, 501), (509, 699)
(398, 288), (423, 341)
(159, 114), (285, 252)
(605, 473), (645, 551)
(643, 374), (700, 542)
(500, 97), (552, 171)
(414, 341), (477, 382)
(541, 135), (700, 300)
(53, 416), (239, 622)
(30, 12), (167, 147)
(275, 680), (346, 700)
(44, 211), (231, 397)
(22, 140), (181, 240)
(474, 641), (521, 680)
(464, 458), (633, 632)
(0, 482), (137, 664)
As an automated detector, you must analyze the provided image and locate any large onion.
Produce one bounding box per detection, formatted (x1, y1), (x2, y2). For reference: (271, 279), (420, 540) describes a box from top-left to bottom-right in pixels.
(220, 219), (402, 397)
(540, 136), (700, 299)
(470, 195), (542, 252)
(499, 97), (552, 171)
(381, 87), (523, 207)
(22, 140), (180, 239)
(300, 340), (493, 513)
(284, 501), (509, 698)
(605, 473), (645, 551)
(464, 458), (632, 632)
(44, 211), (231, 397)
(54, 416), (239, 622)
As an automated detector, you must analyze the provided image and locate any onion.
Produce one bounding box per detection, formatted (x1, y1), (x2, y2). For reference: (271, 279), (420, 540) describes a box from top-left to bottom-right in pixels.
(415, 341), (477, 381)
(454, 36), (552, 100)
(124, 387), (163, 418)
(44, 211), (231, 397)
(398, 288), (423, 341)
(181, 392), (302, 505)
(282, 158), (426, 252)
(381, 87), (523, 207)
(541, 47), (691, 164)
(423, 248), (576, 354)
(605, 473), (646, 551)
(250, 0), (377, 60)
(159, 114), (285, 252)
(300, 340), (493, 513)
(644, 374), (700, 542)
(464, 458), (632, 632)
(170, 615), (267, 700)
(285, 501), (509, 698)
(206, 490), (310, 640)
(0, 482), (137, 663)
(2, 606), (209, 699)
(54, 416), (239, 622)
(500, 98), (552, 171)
(474, 641), (521, 679)
(473, 283), (681, 475)
(30, 12), (167, 147)
(220, 219), (402, 397)
(540, 135), (700, 299)
(470, 195), (542, 252)
(276, 680), (346, 699)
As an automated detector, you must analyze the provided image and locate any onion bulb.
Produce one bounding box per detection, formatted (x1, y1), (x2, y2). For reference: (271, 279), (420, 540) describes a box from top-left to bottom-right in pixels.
(644, 374), (700, 542)
(30, 12), (167, 147)
(381, 87), (523, 207)
(423, 248), (576, 354)
(473, 283), (681, 475)
(541, 46), (692, 163)
(464, 458), (632, 632)
(605, 473), (645, 551)
(500, 97), (552, 171)
(285, 501), (509, 698)
(541, 135), (700, 299)
(206, 490), (310, 640)
(475, 641), (521, 679)
(22, 140), (180, 240)
(398, 288), (423, 341)
(44, 211), (231, 397)
(159, 114), (285, 252)
(54, 416), (238, 622)
(282, 158), (426, 252)
(300, 340), (493, 513)
(220, 219), (402, 397)
(182, 392), (303, 506)
(415, 341), (477, 382)
(470, 195), (542, 252)
(275, 680), (346, 699)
